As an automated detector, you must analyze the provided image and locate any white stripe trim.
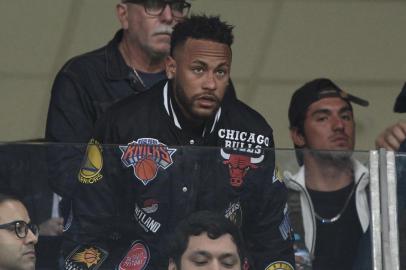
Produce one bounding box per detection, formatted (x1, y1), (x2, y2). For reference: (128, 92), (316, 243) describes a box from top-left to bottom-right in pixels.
(170, 99), (182, 129)
(163, 82), (170, 115)
(210, 107), (222, 133)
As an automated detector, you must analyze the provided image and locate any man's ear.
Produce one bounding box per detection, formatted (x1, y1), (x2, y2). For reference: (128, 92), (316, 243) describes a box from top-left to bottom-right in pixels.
(168, 258), (177, 270)
(165, 56), (176, 79)
(116, 3), (129, 29)
(290, 127), (306, 147)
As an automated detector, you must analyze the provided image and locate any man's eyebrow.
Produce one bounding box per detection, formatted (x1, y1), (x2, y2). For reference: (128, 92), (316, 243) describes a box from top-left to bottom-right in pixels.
(339, 105), (352, 114)
(191, 60), (208, 67)
(219, 252), (239, 260)
(311, 108), (331, 117)
(190, 250), (211, 258)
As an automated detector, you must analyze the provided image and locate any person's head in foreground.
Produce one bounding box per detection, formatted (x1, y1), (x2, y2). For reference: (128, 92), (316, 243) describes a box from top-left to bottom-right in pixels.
(0, 193), (39, 270)
(167, 211), (245, 270)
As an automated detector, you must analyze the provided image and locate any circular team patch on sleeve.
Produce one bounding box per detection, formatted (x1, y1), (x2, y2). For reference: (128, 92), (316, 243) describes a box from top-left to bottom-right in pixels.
(265, 261), (294, 270)
(78, 139), (103, 184)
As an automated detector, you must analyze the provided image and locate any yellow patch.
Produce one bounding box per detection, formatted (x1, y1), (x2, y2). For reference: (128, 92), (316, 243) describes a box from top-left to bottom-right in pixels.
(265, 261), (294, 270)
(72, 247), (101, 268)
(78, 139), (103, 184)
(272, 165), (284, 183)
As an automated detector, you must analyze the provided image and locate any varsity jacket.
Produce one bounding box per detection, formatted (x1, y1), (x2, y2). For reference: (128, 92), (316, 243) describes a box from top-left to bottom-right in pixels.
(283, 159), (370, 257)
(65, 80), (295, 270)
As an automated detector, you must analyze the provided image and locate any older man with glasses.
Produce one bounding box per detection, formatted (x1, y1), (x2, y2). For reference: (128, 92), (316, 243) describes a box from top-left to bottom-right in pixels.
(44, 1), (191, 268)
(46, 0), (192, 144)
(0, 193), (39, 270)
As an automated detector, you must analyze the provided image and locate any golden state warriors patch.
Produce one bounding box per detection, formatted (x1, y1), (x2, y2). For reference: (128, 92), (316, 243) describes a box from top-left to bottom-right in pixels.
(78, 139), (103, 184)
(120, 138), (176, 185)
(65, 245), (108, 270)
(265, 261), (294, 270)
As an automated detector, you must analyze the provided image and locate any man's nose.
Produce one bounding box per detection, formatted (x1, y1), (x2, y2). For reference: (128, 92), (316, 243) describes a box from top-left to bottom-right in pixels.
(25, 229), (38, 245)
(159, 4), (174, 24)
(331, 116), (345, 130)
(203, 72), (217, 90)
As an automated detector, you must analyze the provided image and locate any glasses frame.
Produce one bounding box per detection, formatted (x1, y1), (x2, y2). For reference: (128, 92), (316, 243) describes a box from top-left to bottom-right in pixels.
(0, 220), (39, 239)
(124, 0), (191, 18)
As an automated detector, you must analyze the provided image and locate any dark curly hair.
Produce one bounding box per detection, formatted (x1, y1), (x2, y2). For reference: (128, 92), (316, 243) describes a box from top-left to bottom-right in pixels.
(166, 211), (245, 269)
(170, 14), (234, 56)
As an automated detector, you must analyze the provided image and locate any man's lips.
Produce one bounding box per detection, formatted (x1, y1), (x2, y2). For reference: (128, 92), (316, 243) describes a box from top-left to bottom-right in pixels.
(196, 95), (218, 108)
(23, 250), (36, 258)
(153, 32), (172, 37)
(330, 135), (350, 145)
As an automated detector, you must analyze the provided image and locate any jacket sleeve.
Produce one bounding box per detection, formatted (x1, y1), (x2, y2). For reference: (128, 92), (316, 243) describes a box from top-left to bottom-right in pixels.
(243, 133), (296, 270)
(45, 68), (95, 143)
(65, 114), (128, 259)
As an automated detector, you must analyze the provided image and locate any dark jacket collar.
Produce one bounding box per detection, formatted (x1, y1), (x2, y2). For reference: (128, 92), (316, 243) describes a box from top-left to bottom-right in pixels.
(105, 30), (130, 81)
(162, 81), (222, 137)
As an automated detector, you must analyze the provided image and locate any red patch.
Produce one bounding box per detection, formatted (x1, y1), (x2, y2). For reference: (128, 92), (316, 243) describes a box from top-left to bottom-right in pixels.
(118, 241), (150, 270)
(220, 149), (264, 187)
(243, 258), (250, 270)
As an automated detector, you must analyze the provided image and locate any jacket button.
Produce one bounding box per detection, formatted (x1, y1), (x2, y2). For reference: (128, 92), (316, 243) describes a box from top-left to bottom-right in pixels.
(182, 187), (188, 192)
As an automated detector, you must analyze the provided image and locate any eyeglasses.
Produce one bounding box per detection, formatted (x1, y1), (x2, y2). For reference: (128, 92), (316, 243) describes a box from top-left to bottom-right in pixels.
(124, 0), (191, 18)
(0, 220), (39, 239)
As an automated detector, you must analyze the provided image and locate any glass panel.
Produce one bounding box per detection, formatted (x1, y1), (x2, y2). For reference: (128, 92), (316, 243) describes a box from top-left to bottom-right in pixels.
(395, 151), (406, 270)
(0, 144), (375, 270)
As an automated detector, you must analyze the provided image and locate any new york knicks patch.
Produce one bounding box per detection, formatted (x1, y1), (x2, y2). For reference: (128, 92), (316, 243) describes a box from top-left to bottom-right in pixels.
(65, 245), (108, 270)
(120, 138), (176, 185)
(117, 241), (150, 270)
(78, 139), (103, 184)
(265, 261), (294, 270)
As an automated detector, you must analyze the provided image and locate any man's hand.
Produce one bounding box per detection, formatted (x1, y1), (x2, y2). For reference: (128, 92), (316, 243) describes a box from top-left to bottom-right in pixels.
(39, 217), (64, 236)
(375, 121), (406, 151)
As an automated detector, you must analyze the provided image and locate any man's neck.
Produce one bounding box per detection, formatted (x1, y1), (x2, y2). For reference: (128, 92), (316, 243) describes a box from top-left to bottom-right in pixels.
(170, 87), (206, 136)
(303, 153), (353, 192)
(119, 35), (165, 73)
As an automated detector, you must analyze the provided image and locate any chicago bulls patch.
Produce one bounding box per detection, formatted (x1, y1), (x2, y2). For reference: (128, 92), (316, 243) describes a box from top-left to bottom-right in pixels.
(120, 138), (176, 185)
(117, 241), (150, 270)
(221, 148), (264, 188)
(65, 245), (108, 270)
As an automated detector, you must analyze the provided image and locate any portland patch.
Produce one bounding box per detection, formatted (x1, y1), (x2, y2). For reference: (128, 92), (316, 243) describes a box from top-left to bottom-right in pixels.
(120, 138), (176, 185)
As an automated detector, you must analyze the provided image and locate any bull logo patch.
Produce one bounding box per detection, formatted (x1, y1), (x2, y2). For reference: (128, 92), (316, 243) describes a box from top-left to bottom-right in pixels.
(65, 245), (108, 270)
(120, 138), (176, 185)
(221, 149), (264, 187)
(118, 241), (150, 270)
(79, 139), (103, 184)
